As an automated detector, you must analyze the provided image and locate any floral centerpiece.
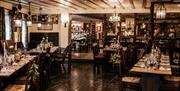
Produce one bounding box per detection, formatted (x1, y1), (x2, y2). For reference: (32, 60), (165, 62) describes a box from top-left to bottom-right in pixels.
(144, 47), (161, 69)
(28, 62), (39, 83)
(39, 36), (49, 51)
(110, 43), (122, 50)
(110, 53), (122, 64)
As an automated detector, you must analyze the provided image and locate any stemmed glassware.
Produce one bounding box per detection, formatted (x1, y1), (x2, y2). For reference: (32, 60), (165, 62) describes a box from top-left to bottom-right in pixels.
(144, 46), (161, 70)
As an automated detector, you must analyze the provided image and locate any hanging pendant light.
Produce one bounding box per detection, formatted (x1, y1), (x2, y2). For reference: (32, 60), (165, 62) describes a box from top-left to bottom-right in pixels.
(14, 0), (22, 27)
(156, 3), (166, 19)
(109, 6), (120, 22)
(27, 2), (32, 27)
(37, 7), (42, 28)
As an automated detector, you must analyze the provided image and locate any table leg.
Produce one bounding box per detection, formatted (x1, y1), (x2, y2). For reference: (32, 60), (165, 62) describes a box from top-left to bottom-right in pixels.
(141, 74), (161, 91)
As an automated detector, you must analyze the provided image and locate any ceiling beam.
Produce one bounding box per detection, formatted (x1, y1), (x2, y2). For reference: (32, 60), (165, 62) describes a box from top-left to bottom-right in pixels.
(76, 14), (103, 20)
(117, 0), (125, 9)
(36, 0), (70, 10)
(142, 0), (150, 9)
(4, 0), (35, 8)
(75, 0), (96, 9)
(100, 0), (113, 8)
(4, 0), (53, 11)
(27, 0), (75, 12)
(64, 0), (87, 10)
(87, 0), (105, 9)
(129, 0), (135, 9)
(142, 0), (146, 8)
(49, 0), (78, 10)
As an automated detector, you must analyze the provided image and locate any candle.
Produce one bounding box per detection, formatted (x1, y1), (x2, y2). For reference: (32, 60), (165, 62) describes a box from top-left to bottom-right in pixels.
(3, 42), (6, 65)
(14, 32), (18, 42)
(3, 42), (5, 50)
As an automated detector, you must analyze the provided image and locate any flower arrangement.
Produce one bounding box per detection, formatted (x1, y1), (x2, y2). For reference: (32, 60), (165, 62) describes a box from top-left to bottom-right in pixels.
(28, 62), (39, 83)
(143, 45), (161, 69)
(110, 53), (122, 64)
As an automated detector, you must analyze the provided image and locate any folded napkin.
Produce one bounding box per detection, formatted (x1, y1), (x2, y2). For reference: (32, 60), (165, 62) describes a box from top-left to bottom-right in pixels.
(160, 63), (170, 66)
(12, 62), (18, 66)
(159, 66), (171, 71)
(1, 67), (15, 72)
(135, 63), (145, 67)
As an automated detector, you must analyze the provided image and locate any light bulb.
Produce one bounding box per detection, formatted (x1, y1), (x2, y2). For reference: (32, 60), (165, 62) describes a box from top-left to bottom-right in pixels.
(27, 20), (32, 27)
(37, 23), (42, 27)
(15, 19), (22, 27)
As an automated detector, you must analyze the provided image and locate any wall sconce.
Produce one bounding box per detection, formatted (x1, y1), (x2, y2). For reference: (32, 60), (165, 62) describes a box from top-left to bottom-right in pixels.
(61, 20), (68, 28)
(61, 13), (69, 28)
(64, 22), (67, 27)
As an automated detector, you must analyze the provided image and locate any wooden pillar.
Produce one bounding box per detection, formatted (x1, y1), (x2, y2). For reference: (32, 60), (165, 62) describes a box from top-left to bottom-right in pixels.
(103, 14), (107, 47)
(150, 2), (155, 41)
(60, 13), (70, 48)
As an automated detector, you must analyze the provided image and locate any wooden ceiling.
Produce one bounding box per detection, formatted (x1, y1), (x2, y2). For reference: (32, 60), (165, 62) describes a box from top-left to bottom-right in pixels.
(2, 0), (180, 14)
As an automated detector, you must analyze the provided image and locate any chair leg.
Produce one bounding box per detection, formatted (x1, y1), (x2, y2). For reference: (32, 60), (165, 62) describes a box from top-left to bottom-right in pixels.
(62, 63), (66, 73)
(93, 63), (96, 74)
(97, 65), (101, 73)
(68, 60), (71, 74)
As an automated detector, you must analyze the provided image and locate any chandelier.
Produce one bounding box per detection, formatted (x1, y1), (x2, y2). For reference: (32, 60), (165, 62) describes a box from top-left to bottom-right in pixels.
(109, 6), (120, 22)
(37, 7), (42, 27)
(156, 3), (166, 19)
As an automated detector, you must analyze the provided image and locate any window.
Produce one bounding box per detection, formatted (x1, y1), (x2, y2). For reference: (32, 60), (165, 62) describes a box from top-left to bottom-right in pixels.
(5, 15), (12, 40)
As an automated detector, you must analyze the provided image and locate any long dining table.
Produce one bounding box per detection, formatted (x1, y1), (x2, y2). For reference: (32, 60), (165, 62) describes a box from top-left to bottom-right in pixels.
(27, 46), (59, 55)
(0, 55), (36, 77)
(130, 54), (172, 91)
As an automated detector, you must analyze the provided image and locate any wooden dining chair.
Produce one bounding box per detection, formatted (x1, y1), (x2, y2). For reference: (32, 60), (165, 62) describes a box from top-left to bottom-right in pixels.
(53, 45), (69, 74)
(160, 75), (180, 91)
(4, 59), (39, 91)
(92, 43), (105, 74)
(67, 44), (72, 74)
(137, 48), (145, 60)
(121, 76), (141, 91)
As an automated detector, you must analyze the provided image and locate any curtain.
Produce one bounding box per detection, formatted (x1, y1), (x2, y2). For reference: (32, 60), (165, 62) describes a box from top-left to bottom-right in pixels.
(22, 20), (28, 48)
(5, 15), (12, 40)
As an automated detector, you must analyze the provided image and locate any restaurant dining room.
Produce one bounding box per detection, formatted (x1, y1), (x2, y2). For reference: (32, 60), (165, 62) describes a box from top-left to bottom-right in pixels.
(0, 0), (179, 91)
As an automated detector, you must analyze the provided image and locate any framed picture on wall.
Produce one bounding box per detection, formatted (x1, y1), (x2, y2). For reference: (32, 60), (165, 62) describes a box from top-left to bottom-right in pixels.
(50, 14), (58, 24)
(32, 15), (38, 23)
(38, 23), (53, 30)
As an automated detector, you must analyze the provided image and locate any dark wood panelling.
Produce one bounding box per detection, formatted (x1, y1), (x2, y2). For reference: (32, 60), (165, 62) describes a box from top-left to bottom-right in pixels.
(29, 32), (59, 49)
(0, 7), (5, 40)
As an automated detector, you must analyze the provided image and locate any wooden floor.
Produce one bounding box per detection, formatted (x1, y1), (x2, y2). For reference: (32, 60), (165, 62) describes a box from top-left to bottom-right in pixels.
(3, 49), (180, 91)
(71, 51), (94, 62)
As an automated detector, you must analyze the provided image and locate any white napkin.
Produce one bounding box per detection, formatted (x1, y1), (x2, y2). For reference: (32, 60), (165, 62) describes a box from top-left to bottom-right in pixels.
(1, 67), (15, 72)
(159, 66), (171, 71)
(160, 63), (170, 66)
